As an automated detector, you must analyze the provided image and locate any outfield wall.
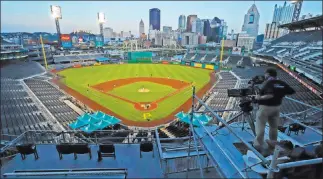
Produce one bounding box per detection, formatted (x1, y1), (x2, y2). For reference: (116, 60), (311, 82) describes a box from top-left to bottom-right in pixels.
(180, 61), (219, 71)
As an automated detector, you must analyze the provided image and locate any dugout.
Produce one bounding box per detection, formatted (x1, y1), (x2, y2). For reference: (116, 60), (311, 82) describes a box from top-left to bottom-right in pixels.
(128, 52), (152, 63)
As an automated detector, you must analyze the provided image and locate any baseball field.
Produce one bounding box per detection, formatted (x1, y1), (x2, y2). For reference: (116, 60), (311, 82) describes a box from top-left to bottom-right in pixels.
(56, 64), (214, 127)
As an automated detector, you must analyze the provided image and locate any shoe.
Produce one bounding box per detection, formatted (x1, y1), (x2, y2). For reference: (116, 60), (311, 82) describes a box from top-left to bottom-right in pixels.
(261, 148), (272, 157)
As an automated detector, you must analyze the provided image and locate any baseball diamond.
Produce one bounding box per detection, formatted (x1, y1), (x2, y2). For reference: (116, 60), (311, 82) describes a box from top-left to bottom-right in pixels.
(54, 64), (215, 127)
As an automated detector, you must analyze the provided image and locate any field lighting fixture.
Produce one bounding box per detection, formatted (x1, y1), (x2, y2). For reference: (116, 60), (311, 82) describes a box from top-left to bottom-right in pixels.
(50, 5), (62, 48)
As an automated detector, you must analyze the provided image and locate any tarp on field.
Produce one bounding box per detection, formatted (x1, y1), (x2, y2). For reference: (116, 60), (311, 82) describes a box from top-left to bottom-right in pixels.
(80, 123), (100, 133)
(69, 119), (87, 129)
(69, 111), (121, 133)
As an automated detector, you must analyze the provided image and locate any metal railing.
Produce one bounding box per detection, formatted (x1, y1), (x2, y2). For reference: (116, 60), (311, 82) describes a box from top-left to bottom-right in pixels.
(2, 168), (128, 178)
(1, 87), (322, 178)
(187, 86), (323, 178)
(155, 132), (211, 178)
(1, 129), (155, 153)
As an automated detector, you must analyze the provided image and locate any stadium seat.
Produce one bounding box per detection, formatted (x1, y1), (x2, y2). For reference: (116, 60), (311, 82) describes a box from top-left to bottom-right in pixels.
(56, 143), (75, 159)
(56, 143), (92, 160)
(16, 144), (39, 160)
(97, 144), (116, 161)
(73, 144), (92, 160)
(140, 142), (154, 158)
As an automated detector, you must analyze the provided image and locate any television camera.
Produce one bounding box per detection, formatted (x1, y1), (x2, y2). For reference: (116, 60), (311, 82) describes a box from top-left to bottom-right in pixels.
(227, 75), (265, 111)
(223, 75), (265, 135)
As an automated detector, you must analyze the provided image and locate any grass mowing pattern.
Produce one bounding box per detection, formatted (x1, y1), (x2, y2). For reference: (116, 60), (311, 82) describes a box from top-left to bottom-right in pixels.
(58, 64), (211, 122)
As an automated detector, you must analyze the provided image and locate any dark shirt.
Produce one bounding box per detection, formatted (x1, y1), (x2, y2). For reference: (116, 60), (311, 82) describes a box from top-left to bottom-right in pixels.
(258, 79), (295, 106)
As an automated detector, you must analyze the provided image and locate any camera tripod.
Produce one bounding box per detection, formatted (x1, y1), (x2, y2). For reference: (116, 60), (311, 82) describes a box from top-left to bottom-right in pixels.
(213, 98), (257, 136)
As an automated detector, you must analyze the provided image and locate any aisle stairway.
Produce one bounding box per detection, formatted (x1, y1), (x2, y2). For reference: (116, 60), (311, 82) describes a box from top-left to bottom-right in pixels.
(160, 128), (176, 138)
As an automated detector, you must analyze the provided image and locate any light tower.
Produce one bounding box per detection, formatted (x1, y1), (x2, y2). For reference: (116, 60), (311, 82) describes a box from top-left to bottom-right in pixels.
(97, 12), (105, 39)
(50, 5), (62, 48)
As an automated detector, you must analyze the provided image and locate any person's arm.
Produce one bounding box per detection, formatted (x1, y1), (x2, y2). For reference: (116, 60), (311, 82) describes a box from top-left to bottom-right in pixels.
(256, 81), (274, 101)
(256, 94), (274, 100)
(282, 81), (295, 95)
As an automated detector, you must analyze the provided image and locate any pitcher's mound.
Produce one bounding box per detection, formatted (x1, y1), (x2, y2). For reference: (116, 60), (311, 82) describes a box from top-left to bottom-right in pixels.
(138, 88), (150, 93)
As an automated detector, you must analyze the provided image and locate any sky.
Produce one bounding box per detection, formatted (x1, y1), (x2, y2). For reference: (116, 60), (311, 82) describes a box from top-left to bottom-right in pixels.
(1, 1), (322, 36)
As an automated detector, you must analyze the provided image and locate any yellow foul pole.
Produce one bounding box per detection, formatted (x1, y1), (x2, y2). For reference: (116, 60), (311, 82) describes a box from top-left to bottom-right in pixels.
(219, 37), (225, 70)
(40, 35), (48, 70)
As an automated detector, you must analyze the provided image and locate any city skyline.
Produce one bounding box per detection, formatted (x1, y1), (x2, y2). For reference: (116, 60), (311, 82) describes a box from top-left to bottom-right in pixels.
(1, 1), (322, 35)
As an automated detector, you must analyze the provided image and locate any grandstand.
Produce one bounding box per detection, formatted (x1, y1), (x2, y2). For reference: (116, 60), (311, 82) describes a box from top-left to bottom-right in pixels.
(1, 46), (322, 178)
(182, 53), (252, 68)
(254, 15), (323, 85)
(26, 45), (54, 64)
(0, 37), (28, 61)
(1, 61), (45, 79)
(0, 63), (56, 145)
(53, 53), (106, 64)
(233, 65), (322, 124)
(23, 78), (79, 129)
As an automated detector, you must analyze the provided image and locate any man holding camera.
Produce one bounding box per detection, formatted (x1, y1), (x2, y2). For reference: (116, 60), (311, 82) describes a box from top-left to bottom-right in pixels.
(253, 68), (295, 155)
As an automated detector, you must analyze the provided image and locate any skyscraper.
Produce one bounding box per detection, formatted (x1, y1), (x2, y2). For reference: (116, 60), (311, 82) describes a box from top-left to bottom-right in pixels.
(186, 15), (197, 32)
(241, 4), (260, 37)
(264, 1), (302, 41)
(273, 1), (298, 24)
(210, 17), (222, 43)
(203, 19), (211, 37)
(178, 15), (186, 31)
(149, 8), (160, 30)
(139, 19), (145, 35)
(192, 18), (204, 35)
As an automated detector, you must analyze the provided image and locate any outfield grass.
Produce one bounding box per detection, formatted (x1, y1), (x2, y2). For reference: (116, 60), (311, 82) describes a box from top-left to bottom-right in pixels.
(58, 64), (211, 122)
(109, 82), (176, 102)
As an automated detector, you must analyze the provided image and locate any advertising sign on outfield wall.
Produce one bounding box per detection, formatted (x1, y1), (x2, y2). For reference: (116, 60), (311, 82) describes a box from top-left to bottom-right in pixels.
(205, 64), (214, 70)
(162, 61), (169, 64)
(194, 63), (202, 68)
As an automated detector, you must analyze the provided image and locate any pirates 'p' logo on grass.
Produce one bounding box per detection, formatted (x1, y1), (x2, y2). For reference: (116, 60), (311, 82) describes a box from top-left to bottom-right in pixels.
(143, 113), (152, 121)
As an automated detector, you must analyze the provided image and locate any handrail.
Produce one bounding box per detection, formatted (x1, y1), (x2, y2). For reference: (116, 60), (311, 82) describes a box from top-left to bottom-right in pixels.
(0, 131), (27, 153)
(193, 114), (248, 178)
(194, 95), (269, 165)
(186, 87), (204, 179)
(285, 97), (323, 111)
(277, 158), (323, 169)
(283, 104), (323, 116)
(0, 130), (155, 153)
(155, 128), (164, 160)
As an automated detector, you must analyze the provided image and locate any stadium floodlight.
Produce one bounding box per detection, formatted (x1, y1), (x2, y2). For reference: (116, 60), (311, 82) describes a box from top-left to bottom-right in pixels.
(98, 12), (105, 23)
(50, 5), (62, 19)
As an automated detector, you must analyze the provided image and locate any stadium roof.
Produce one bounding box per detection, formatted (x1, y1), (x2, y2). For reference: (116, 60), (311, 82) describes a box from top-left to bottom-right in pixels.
(278, 15), (323, 30)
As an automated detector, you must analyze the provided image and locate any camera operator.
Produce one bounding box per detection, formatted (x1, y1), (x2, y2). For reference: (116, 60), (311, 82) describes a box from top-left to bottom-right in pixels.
(253, 68), (295, 155)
